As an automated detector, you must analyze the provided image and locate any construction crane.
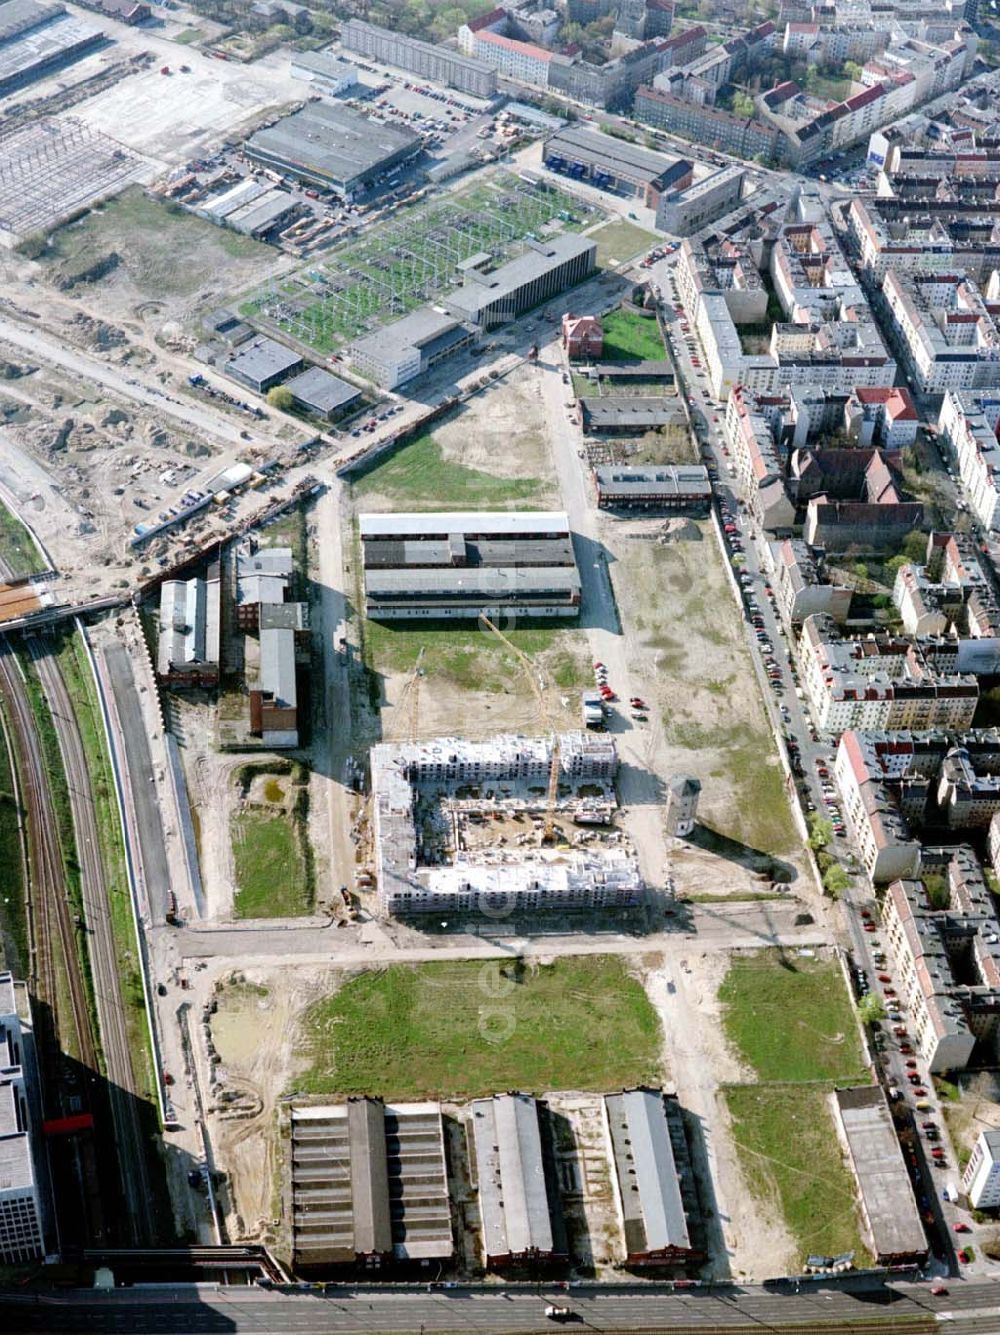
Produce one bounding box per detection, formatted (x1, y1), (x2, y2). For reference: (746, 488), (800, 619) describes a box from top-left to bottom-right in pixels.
(478, 612), (561, 844)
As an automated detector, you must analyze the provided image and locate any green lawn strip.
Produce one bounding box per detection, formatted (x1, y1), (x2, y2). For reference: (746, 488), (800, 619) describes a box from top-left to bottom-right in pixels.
(0, 501), (47, 578)
(52, 628), (155, 1098)
(719, 951), (867, 1085)
(725, 1083), (870, 1263)
(600, 307), (666, 362)
(352, 431), (543, 509)
(232, 810), (311, 918)
(362, 617), (590, 693)
(296, 956), (663, 1098)
(0, 703), (27, 973)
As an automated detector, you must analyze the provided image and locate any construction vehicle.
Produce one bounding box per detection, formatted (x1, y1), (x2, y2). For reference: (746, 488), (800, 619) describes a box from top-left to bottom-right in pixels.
(478, 612), (561, 844)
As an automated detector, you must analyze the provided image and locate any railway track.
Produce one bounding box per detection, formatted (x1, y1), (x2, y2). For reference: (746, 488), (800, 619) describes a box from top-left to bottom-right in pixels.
(0, 638), (104, 1244)
(26, 632), (154, 1246)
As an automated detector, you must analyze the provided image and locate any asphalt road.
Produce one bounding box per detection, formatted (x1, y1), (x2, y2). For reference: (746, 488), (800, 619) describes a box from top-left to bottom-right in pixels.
(103, 642), (172, 926)
(2, 1280), (999, 1334)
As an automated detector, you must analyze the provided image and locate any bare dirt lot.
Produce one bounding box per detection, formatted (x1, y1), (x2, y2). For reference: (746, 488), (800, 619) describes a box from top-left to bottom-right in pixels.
(608, 517), (804, 879)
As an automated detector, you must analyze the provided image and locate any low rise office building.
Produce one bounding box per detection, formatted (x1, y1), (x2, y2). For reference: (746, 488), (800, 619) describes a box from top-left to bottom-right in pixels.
(593, 465), (710, 510)
(348, 307), (478, 389)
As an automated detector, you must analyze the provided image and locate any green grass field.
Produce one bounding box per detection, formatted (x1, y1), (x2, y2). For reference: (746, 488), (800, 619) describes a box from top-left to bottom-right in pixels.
(353, 431), (543, 509)
(296, 956), (663, 1098)
(725, 1084), (870, 1262)
(720, 952), (867, 1084)
(232, 811), (311, 918)
(364, 617), (590, 693)
(719, 951), (870, 1265)
(592, 220), (657, 269)
(601, 307), (666, 362)
(0, 502), (46, 579)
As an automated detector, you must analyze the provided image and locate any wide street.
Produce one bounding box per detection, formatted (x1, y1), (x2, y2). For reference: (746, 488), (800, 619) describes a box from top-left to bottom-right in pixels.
(3, 1279), (1000, 1335)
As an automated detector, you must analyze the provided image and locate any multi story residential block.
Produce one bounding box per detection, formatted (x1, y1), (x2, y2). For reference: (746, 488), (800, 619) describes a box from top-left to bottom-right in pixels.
(844, 386), (919, 449)
(850, 196), (1000, 282)
(938, 391), (1000, 531)
(800, 613), (978, 733)
(883, 846), (1000, 1072)
(768, 537), (854, 625)
(893, 531), (1000, 639)
(882, 270), (1000, 395)
(634, 85), (781, 160)
(340, 18), (497, 96)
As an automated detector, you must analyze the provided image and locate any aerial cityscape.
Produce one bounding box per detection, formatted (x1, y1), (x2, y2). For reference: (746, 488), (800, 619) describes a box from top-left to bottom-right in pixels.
(2, 0), (1000, 1328)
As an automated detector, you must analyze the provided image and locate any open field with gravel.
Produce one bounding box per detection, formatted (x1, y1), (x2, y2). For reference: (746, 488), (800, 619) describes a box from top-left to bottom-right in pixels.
(41, 187), (274, 310)
(720, 950), (870, 1266)
(294, 956), (663, 1099)
(609, 519), (800, 863)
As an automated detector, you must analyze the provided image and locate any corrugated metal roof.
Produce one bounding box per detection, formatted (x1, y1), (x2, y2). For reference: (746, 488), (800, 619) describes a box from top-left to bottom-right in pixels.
(473, 1094), (554, 1260)
(604, 1089), (690, 1256)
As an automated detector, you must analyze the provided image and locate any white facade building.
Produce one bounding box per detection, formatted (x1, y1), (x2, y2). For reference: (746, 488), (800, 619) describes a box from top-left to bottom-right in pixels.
(963, 1128), (1000, 1208)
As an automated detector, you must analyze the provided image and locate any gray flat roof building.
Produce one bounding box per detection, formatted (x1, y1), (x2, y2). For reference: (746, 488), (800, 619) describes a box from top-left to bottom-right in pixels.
(290, 48), (358, 94)
(582, 396), (683, 433)
(224, 337), (303, 395)
(594, 465), (710, 509)
(285, 365), (361, 420)
(0, 973), (43, 1265)
(246, 101), (421, 198)
(603, 1089), (697, 1264)
(832, 1086), (928, 1266)
(445, 234), (597, 330)
(359, 510), (580, 620)
(0, 7), (103, 96)
(544, 126), (693, 200)
(471, 1093), (565, 1267)
(291, 1099), (452, 1269)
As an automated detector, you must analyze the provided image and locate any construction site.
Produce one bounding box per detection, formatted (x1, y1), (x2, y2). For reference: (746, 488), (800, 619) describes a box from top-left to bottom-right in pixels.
(368, 731), (642, 918)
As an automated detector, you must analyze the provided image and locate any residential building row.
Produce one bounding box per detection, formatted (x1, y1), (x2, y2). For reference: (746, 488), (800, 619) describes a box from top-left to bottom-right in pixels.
(680, 193), (895, 401)
(880, 270), (1000, 396)
(937, 391), (1000, 533)
(799, 614), (979, 734)
(893, 531), (1000, 641)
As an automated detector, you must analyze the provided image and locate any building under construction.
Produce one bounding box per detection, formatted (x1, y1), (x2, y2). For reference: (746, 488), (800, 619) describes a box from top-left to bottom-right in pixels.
(290, 1098), (452, 1271)
(369, 732), (642, 917)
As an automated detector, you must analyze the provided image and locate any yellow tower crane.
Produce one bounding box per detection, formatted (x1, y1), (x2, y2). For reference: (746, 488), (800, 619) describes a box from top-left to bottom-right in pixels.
(478, 612), (562, 844)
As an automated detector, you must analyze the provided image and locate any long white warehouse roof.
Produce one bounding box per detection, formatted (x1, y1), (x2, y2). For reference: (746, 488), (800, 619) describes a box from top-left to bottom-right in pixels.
(359, 511), (570, 538)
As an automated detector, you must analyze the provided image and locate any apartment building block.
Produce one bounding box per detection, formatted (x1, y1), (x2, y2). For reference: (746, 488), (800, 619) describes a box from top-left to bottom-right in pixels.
(963, 1129), (1000, 1208)
(938, 391), (1000, 532)
(882, 270), (1000, 395)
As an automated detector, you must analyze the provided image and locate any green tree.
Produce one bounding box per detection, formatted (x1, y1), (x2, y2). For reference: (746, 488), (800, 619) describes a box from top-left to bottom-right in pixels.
(731, 91), (755, 119)
(843, 60), (862, 80)
(266, 385), (294, 411)
(823, 862), (849, 897)
(901, 530), (929, 563)
(808, 814), (833, 850)
(923, 871), (950, 910)
(858, 993), (885, 1025)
